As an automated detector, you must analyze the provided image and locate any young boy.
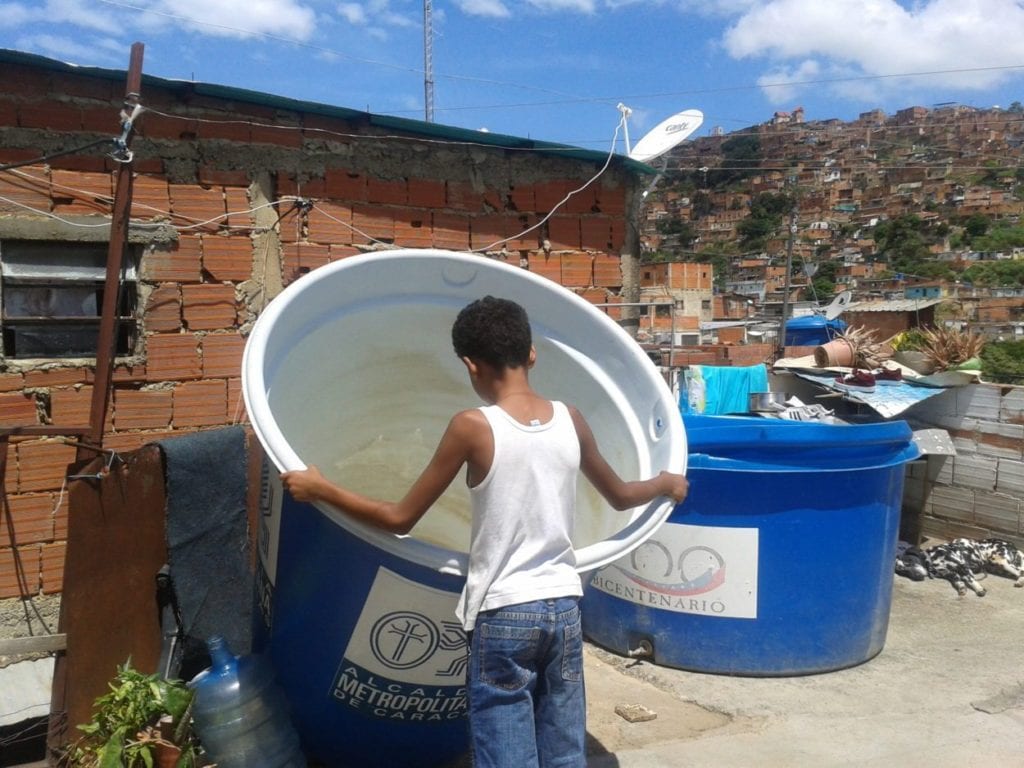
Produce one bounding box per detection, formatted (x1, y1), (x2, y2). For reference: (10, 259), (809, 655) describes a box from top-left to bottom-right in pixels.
(281, 296), (687, 768)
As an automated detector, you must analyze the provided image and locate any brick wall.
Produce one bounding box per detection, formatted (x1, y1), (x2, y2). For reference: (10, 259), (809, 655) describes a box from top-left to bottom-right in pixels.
(0, 54), (642, 601)
(902, 383), (1024, 547)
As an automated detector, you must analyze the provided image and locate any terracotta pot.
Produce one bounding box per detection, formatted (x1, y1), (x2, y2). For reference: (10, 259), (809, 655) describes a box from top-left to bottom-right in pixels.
(155, 742), (182, 768)
(814, 337), (854, 368)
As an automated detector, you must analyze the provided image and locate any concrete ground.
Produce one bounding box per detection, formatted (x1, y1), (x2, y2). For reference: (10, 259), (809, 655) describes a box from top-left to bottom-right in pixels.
(582, 568), (1024, 767)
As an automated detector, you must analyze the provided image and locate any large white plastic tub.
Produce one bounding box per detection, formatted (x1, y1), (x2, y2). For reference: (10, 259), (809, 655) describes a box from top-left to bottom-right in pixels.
(241, 249), (686, 766)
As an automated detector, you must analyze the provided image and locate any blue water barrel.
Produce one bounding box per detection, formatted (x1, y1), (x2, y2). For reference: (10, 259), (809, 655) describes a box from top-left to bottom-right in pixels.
(783, 315), (846, 346)
(243, 250), (686, 765)
(582, 415), (920, 676)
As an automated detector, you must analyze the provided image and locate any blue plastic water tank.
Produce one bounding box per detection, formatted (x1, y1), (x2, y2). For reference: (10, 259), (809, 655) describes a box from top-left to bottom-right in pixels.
(582, 415), (920, 676)
(783, 315), (846, 346)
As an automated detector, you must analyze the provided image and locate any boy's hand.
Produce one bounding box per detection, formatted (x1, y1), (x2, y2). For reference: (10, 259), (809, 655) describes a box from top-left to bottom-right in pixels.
(281, 465), (327, 502)
(659, 471), (689, 503)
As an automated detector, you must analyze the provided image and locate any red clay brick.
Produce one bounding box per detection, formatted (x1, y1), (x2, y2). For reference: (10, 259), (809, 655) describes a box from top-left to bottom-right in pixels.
(329, 245), (362, 262)
(199, 167), (251, 187)
(528, 253), (562, 283)
(112, 363), (147, 384)
(561, 252), (594, 287)
(103, 430), (175, 453)
(367, 177), (408, 206)
(610, 219), (626, 251)
(24, 367), (92, 389)
(202, 235), (252, 281)
(201, 333), (245, 378)
(351, 205), (395, 243)
(251, 122), (303, 147)
(282, 242), (330, 279)
(196, 119), (251, 143)
(131, 174), (171, 219)
(50, 386), (99, 429)
(0, 166), (51, 213)
(53, 490), (68, 541)
(471, 214), (509, 251)
(18, 440), (77, 492)
(182, 284), (238, 331)
(0, 373), (25, 393)
(3, 442), (16, 491)
(143, 238), (202, 283)
(547, 216), (582, 250)
(535, 181), (573, 212)
(447, 181), (484, 212)
(0, 545), (39, 598)
(81, 106), (119, 133)
(144, 285), (182, 333)
(173, 379), (228, 428)
(51, 169), (114, 215)
(596, 185), (626, 216)
(509, 184), (535, 212)
(224, 187), (251, 229)
(114, 388), (173, 430)
(408, 178), (446, 209)
(146, 334), (201, 381)
(1, 493), (56, 547)
(227, 378), (247, 424)
(432, 213), (470, 249)
(170, 183), (226, 229)
(40, 542), (66, 594)
(307, 202), (354, 244)
(19, 103), (82, 131)
(504, 215), (540, 251)
(325, 168), (367, 201)
(393, 210), (433, 248)
(0, 393), (39, 427)
(563, 184), (598, 215)
(593, 255), (622, 287)
(581, 217), (613, 251)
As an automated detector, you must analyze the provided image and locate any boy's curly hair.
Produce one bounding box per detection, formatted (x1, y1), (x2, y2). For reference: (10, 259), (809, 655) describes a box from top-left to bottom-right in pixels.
(451, 296), (532, 369)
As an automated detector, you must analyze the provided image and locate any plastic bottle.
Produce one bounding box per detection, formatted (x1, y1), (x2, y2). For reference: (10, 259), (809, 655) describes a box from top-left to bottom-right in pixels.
(188, 636), (306, 768)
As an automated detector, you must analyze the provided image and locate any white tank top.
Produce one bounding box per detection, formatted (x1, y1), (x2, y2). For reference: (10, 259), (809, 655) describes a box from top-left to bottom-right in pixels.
(455, 400), (583, 631)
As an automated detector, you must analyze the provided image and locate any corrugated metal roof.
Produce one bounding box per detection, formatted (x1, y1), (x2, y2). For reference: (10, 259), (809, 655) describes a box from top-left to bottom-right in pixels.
(0, 48), (654, 172)
(846, 298), (944, 312)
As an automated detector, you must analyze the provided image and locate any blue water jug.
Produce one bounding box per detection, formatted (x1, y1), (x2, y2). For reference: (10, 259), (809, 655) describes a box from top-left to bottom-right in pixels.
(189, 636), (306, 768)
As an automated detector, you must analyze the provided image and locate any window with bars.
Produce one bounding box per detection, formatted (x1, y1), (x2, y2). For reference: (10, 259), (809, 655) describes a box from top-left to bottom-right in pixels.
(0, 240), (139, 359)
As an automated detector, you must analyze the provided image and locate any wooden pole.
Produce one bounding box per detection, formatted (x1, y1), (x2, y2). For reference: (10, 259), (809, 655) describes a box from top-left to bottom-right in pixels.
(85, 42), (144, 449)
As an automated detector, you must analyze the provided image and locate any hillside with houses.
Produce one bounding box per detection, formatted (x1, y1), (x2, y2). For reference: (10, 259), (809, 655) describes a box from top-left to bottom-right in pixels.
(637, 104), (1024, 360)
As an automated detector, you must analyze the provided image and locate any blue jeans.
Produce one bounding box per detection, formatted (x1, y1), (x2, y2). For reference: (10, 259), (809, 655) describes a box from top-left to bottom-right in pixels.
(467, 597), (585, 768)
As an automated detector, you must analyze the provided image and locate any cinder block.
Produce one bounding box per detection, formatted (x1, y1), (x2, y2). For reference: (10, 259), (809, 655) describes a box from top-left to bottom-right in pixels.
(973, 491), (1021, 536)
(1, 493), (56, 546)
(951, 454), (997, 491)
(146, 334), (202, 381)
(996, 458), (1024, 497)
(114, 388), (173, 430)
(929, 485), (976, 524)
(956, 384), (1001, 420)
(173, 379), (228, 427)
(17, 440), (77, 492)
(182, 284), (238, 331)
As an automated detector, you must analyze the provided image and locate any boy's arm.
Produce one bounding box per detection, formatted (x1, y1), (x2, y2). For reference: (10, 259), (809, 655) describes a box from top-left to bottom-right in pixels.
(570, 406), (688, 511)
(281, 410), (481, 535)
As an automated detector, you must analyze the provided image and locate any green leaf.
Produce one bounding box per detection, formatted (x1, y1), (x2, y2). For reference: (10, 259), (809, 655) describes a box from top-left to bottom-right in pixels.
(98, 729), (126, 768)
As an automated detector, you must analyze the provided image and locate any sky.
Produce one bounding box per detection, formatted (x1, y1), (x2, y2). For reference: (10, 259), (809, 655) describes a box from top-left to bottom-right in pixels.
(2, 0), (1024, 153)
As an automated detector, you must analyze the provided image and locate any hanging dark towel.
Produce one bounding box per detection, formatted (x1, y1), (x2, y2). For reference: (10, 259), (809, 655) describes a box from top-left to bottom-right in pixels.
(159, 426), (253, 669)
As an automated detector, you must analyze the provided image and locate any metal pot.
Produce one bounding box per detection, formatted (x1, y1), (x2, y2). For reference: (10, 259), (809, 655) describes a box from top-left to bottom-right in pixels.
(748, 392), (789, 412)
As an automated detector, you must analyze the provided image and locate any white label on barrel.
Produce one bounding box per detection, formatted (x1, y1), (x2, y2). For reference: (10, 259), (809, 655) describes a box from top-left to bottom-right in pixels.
(588, 523), (759, 619)
(330, 567), (468, 722)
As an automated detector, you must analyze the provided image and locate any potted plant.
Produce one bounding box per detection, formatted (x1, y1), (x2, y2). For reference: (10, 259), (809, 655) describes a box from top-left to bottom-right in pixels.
(62, 661), (203, 767)
(916, 325), (985, 373)
(889, 329), (935, 374)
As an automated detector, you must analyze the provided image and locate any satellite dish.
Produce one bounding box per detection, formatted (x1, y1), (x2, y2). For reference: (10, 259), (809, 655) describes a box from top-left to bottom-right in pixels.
(628, 109), (704, 163)
(824, 290), (853, 320)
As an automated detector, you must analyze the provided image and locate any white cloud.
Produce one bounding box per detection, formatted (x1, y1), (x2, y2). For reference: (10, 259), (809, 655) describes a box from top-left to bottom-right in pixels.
(333, 0), (415, 31)
(722, 0), (1024, 101)
(454, 0), (511, 18)
(15, 32), (123, 63)
(154, 0), (319, 40)
(756, 59), (821, 105)
(527, 0), (597, 11)
(337, 2), (367, 24)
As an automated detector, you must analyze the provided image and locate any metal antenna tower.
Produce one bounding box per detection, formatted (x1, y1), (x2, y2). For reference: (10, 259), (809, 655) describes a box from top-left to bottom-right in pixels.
(423, 0), (434, 122)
